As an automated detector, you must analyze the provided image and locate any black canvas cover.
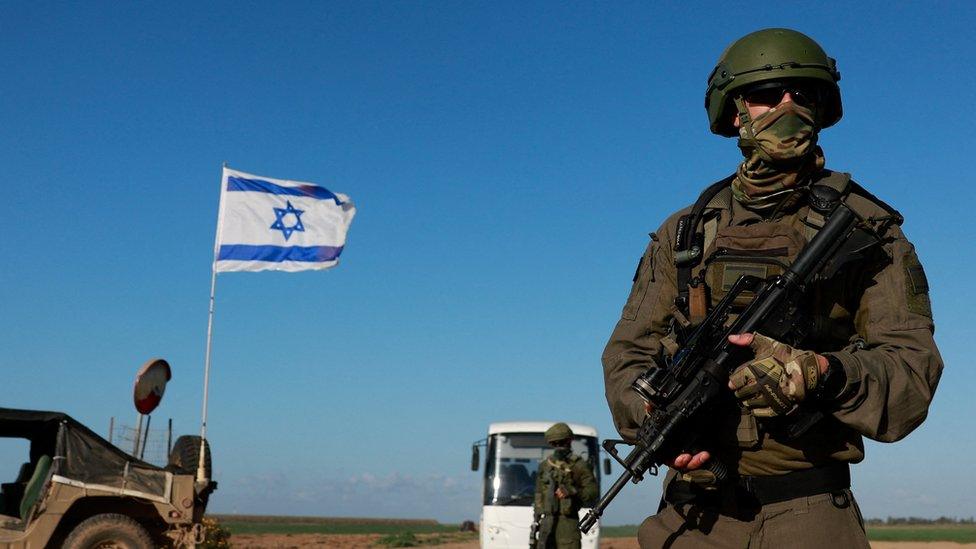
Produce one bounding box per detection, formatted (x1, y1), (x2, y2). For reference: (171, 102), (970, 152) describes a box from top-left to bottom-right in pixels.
(0, 408), (169, 498)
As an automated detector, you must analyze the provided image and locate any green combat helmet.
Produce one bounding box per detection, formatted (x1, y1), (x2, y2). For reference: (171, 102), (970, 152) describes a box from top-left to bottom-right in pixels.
(545, 422), (573, 443)
(705, 28), (842, 137)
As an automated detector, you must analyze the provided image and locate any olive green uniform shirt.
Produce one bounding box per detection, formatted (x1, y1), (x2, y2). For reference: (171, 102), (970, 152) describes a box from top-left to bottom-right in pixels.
(602, 171), (943, 475)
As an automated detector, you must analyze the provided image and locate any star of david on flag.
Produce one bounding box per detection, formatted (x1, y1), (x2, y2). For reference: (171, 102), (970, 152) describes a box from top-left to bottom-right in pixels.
(270, 201), (305, 240)
(214, 167), (356, 272)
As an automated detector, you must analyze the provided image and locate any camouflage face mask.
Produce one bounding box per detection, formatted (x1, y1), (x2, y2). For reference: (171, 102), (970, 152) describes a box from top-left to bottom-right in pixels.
(552, 448), (571, 461)
(740, 100), (820, 164)
(732, 99), (825, 210)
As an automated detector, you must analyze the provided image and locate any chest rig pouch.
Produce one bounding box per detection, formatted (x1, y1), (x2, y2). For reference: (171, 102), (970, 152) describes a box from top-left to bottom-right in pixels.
(544, 458), (576, 516)
(674, 171), (859, 333)
(701, 222), (808, 311)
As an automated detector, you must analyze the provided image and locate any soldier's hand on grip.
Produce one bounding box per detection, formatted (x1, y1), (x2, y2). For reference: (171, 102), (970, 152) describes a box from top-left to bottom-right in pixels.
(727, 333), (826, 417)
(643, 402), (711, 474)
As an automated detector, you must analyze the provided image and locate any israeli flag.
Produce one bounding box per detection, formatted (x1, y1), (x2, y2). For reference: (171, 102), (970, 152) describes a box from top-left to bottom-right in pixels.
(214, 167), (356, 272)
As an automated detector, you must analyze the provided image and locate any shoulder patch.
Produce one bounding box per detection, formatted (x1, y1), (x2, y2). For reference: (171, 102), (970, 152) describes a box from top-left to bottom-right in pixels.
(903, 250), (932, 318)
(622, 243), (655, 320)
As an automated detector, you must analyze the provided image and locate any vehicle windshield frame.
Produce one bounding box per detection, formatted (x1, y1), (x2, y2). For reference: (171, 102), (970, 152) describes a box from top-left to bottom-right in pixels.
(482, 431), (599, 507)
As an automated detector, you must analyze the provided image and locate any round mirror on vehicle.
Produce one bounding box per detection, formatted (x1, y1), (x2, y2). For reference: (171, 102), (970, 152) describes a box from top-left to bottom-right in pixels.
(133, 358), (172, 415)
(471, 445), (480, 471)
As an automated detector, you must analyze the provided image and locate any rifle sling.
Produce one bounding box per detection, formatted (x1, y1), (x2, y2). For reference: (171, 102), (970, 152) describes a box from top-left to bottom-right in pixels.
(676, 175), (735, 317)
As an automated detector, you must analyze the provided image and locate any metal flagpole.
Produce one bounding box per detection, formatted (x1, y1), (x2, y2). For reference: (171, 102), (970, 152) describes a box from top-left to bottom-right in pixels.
(140, 414), (152, 460)
(197, 162), (227, 483)
(133, 413), (144, 456)
(197, 265), (217, 482)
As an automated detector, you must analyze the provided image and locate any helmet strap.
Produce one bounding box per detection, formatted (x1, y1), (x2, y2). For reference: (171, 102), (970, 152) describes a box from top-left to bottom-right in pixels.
(732, 95), (756, 144)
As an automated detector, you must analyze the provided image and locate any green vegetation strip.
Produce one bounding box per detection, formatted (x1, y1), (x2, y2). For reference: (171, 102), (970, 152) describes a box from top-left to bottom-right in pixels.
(866, 525), (976, 543)
(375, 532), (478, 547)
(601, 525), (639, 538)
(209, 515), (457, 535)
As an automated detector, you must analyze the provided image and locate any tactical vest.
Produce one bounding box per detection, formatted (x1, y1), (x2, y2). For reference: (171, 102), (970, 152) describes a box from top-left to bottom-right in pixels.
(540, 456), (578, 517)
(672, 171), (901, 333)
(665, 171), (904, 455)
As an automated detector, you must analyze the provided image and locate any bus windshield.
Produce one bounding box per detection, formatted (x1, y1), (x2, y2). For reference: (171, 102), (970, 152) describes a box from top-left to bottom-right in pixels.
(483, 432), (599, 506)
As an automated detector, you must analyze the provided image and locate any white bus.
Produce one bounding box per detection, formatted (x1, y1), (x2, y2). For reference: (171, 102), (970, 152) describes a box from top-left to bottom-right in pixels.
(471, 421), (606, 549)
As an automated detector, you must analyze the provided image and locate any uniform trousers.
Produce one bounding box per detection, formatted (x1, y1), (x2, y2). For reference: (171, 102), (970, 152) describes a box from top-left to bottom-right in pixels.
(638, 488), (869, 549)
(546, 517), (582, 549)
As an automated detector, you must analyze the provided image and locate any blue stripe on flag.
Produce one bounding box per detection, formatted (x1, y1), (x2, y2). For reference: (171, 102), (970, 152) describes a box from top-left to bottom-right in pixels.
(217, 244), (344, 263)
(226, 176), (344, 205)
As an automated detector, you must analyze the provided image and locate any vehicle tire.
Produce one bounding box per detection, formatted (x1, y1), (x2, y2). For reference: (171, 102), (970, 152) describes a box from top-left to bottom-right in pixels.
(63, 513), (153, 549)
(167, 435), (212, 479)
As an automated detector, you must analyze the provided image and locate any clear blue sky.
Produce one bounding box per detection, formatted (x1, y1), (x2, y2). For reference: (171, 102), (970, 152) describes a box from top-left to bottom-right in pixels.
(1, 1), (973, 525)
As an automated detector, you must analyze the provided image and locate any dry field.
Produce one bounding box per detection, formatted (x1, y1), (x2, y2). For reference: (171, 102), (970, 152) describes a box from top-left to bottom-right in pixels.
(229, 534), (975, 548)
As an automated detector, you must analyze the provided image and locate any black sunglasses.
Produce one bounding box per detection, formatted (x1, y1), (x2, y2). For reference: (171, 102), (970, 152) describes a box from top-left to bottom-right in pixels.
(742, 83), (819, 107)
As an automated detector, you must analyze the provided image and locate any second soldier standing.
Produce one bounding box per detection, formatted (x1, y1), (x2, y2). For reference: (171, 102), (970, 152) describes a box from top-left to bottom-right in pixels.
(531, 423), (598, 549)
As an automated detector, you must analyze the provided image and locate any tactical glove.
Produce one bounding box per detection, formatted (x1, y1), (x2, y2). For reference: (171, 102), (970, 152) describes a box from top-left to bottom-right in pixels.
(680, 469), (718, 489)
(728, 333), (820, 417)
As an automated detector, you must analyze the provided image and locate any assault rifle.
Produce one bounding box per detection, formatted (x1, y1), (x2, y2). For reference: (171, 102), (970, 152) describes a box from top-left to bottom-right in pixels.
(579, 187), (882, 533)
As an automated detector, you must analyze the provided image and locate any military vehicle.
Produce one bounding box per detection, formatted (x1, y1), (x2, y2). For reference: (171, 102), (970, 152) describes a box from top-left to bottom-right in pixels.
(470, 421), (607, 549)
(0, 408), (216, 548)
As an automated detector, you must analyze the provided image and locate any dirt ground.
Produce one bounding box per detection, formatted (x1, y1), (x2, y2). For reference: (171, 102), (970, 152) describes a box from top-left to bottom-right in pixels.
(230, 533), (475, 548)
(230, 533), (975, 548)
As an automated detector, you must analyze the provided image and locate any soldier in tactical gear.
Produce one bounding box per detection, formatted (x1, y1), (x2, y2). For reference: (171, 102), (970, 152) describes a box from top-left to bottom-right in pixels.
(531, 423), (598, 549)
(602, 28), (942, 548)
